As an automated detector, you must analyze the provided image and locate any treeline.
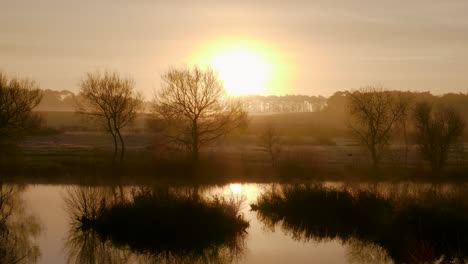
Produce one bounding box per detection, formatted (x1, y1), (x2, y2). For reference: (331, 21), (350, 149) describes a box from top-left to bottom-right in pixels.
(34, 89), (468, 118)
(33, 86), (468, 148)
(239, 95), (327, 113)
(31, 83), (468, 144)
(35, 90), (328, 113)
(1, 68), (467, 175)
(259, 87), (466, 172)
(318, 90), (468, 131)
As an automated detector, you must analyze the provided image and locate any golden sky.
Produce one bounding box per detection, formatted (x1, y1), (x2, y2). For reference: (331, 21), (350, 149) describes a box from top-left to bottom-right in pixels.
(1, 0), (468, 97)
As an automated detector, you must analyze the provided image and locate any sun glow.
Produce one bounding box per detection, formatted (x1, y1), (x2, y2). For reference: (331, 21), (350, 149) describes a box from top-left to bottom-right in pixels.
(210, 48), (271, 95)
(192, 39), (287, 96)
(225, 183), (261, 202)
(229, 183), (243, 195)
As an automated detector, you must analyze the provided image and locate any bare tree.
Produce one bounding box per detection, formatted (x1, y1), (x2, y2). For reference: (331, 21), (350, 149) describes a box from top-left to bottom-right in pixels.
(413, 102), (465, 171)
(393, 93), (414, 167)
(348, 87), (410, 168)
(0, 72), (43, 145)
(258, 124), (282, 166)
(77, 71), (143, 162)
(152, 66), (247, 161)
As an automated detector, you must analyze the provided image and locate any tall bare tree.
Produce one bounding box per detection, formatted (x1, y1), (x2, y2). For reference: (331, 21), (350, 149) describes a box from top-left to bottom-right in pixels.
(258, 124), (282, 167)
(152, 66), (247, 161)
(78, 71), (142, 162)
(413, 102), (465, 171)
(348, 87), (410, 168)
(0, 72), (43, 145)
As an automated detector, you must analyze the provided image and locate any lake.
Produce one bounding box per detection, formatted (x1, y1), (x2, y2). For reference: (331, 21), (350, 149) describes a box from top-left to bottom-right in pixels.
(1, 182), (466, 264)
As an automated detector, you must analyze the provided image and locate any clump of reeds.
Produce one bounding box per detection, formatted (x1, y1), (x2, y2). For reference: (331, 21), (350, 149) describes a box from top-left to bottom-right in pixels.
(66, 186), (248, 263)
(251, 184), (468, 263)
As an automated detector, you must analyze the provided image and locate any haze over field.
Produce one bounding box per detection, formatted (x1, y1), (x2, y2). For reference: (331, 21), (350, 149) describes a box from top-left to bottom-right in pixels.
(2, 0), (468, 97)
(2, 2), (468, 264)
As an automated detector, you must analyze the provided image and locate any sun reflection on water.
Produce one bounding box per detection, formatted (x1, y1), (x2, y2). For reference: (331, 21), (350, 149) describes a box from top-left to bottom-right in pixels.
(229, 183), (243, 195)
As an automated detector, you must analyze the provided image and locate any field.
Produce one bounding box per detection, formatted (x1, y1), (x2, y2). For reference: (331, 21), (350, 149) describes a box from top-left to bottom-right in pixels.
(0, 111), (466, 184)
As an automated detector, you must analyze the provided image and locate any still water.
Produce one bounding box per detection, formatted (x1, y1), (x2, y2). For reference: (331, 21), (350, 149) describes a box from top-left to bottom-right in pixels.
(2, 183), (467, 263)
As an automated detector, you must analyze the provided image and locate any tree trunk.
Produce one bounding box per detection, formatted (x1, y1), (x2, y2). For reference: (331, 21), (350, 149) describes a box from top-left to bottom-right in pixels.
(403, 120), (408, 168)
(435, 150), (446, 172)
(430, 150), (443, 172)
(116, 129), (125, 163)
(192, 120), (199, 162)
(107, 118), (118, 163)
(371, 145), (379, 169)
(111, 132), (118, 163)
(192, 144), (199, 162)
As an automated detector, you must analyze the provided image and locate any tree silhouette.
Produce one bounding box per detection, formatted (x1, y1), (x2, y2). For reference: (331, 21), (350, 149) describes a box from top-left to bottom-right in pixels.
(348, 87), (410, 168)
(77, 71), (142, 162)
(0, 72), (43, 145)
(258, 124), (282, 167)
(152, 66), (247, 161)
(413, 102), (465, 171)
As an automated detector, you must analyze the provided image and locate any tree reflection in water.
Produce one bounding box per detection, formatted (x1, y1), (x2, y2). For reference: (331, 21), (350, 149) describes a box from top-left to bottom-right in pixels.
(0, 184), (41, 263)
(64, 186), (129, 264)
(251, 184), (468, 264)
(64, 186), (247, 264)
(346, 238), (393, 264)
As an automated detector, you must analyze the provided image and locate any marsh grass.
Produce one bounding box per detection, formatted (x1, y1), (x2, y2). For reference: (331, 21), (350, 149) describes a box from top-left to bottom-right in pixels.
(65, 186), (248, 263)
(1, 132), (467, 184)
(251, 184), (468, 263)
(95, 188), (248, 251)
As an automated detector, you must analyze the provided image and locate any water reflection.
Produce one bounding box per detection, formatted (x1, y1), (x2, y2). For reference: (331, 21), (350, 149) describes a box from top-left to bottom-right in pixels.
(0, 184), (41, 263)
(64, 186), (248, 264)
(346, 239), (393, 264)
(64, 186), (129, 264)
(252, 184), (468, 264)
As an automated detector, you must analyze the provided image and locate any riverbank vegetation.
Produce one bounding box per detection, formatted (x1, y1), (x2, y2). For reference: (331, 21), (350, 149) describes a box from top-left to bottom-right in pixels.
(65, 186), (248, 263)
(251, 184), (468, 263)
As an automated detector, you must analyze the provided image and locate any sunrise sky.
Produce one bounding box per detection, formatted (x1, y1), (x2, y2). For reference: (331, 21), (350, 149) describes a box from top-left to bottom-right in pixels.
(2, 0), (468, 97)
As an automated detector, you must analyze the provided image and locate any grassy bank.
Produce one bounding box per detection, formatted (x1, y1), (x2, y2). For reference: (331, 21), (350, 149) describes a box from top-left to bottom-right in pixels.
(1, 150), (468, 185)
(0, 131), (467, 184)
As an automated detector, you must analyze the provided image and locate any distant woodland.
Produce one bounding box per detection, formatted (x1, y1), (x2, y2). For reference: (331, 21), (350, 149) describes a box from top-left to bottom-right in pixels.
(37, 89), (468, 114)
(36, 89), (468, 139)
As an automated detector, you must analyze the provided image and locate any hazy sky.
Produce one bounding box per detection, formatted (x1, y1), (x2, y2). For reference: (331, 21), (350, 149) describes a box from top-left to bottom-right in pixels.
(1, 0), (468, 97)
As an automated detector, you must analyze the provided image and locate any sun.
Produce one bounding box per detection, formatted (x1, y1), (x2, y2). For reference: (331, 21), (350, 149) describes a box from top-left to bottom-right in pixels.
(210, 47), (271, 95)
(191, 39), (291, 95)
